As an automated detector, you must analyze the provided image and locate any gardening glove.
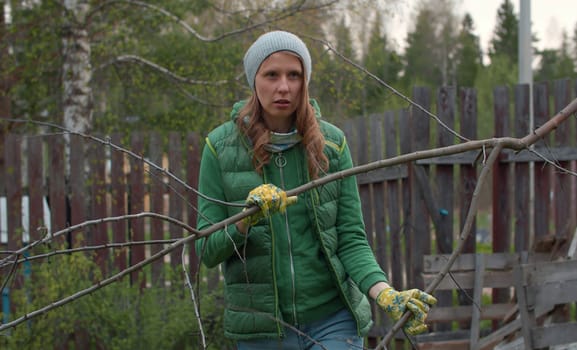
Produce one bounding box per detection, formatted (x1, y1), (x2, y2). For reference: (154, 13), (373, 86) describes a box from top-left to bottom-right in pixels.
(241, 184), (297, 226)
(377, 287), (437, 335)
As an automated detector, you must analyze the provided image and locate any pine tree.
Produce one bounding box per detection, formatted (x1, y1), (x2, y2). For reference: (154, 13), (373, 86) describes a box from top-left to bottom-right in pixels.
(488, 0), (518, 63)
(403, 7), (442, 87)
(455, 13), (483, 87)
(535, 31), (576, 82)
(362, 12), (402, 113)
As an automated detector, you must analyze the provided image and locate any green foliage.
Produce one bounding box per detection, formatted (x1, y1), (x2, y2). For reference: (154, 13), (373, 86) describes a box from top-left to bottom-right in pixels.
(534, 33), (577, 83)
(7, 0), (64, 122)
(474, 55), (518, 139)
(455, 14), (483, 88)
(1, 249), (233, 350)
(4, 0), (576, 138)
(488, 0), (518, 63)
(310, 16), (365, 119)
(362, 11), (403, 114)
(403, 7), (442, 88)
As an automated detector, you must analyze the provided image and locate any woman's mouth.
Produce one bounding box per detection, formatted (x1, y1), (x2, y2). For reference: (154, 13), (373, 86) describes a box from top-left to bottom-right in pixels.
(274, 99), (291, 108)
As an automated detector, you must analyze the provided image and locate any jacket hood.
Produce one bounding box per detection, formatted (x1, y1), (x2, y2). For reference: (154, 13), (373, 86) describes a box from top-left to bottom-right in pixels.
(230, 98), (322, 121)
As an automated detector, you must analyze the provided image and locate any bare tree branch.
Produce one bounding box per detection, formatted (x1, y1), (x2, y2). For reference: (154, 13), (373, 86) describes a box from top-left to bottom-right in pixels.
(96, 55), (233, 85)
(2, 94), (576, 332)
(88, 0), (339, 42)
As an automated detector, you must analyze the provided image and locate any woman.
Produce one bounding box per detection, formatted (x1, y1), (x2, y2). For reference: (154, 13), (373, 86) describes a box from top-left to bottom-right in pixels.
(196, 30), (436, 349)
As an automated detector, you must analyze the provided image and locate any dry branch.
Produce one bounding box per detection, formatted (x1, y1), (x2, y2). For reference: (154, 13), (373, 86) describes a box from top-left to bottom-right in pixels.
(1, 94), (576, 333)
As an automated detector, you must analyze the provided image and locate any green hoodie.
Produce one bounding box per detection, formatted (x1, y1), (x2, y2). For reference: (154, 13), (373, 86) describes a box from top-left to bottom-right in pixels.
(195, 100), (388, 340)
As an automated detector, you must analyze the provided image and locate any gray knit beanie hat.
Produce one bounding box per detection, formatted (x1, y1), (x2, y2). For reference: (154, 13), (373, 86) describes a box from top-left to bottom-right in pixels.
(243, 31), (312, 91)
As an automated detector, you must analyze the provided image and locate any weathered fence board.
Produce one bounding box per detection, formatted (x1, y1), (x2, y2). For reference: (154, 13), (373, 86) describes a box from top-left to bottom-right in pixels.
(150, 132), (165, 285)
(110, 133), (127, 271)
(411, 86), (431, 291)
(48, 136), (66, 245)
(129, 132), (145, 287)
(514, 84), (531, 252)
(532, 82), (551, 241)
(553, 79), (575, 240)
(27, 137), (44, 243)
(186, 132), (200, 277)
(169, 132), (184, 270)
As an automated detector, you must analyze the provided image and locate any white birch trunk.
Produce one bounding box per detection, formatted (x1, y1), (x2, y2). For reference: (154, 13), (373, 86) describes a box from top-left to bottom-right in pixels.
(62, 0), (92, 133)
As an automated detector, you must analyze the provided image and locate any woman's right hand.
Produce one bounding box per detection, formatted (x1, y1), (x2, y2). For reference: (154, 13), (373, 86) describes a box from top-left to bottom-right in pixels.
(240, 184), (297, 227)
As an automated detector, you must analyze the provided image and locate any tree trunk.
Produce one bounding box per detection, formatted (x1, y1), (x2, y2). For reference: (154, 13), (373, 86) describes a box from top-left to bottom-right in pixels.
(62, 0), (93, 133)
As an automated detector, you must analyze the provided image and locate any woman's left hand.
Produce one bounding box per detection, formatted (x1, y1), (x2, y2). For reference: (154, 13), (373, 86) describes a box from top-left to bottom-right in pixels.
(376, 287), (437, 335)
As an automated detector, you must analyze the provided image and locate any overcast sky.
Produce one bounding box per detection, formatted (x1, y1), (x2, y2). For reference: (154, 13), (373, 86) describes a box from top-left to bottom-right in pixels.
(386, 0), (577, 53)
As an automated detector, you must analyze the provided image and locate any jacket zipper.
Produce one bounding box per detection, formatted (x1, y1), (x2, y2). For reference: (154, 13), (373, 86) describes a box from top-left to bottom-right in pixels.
(274, 152), (298, 325)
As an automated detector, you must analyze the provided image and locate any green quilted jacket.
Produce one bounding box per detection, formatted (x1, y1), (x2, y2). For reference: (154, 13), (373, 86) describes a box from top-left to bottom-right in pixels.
(195, 100), (388, 340)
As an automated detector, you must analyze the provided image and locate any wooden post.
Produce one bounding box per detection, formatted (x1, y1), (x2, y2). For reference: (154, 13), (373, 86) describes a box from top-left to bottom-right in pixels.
(130, 132), (145, 288)
(458, 87), (477, 311)
(410, 87), (431, 290)
(69, 134), (86, 248)
(169, 132), (184, 270)
(435, 86), (456, 332)
(110, 133), (127, 272)
(514, 84), (531, 252)
(149, 132), (165, 286)
(532, 83), (551, 241)
(187, 132), (200, 278)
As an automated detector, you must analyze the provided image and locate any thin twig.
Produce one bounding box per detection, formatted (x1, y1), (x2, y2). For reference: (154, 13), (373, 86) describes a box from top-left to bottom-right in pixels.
(182, 245), (207, 349)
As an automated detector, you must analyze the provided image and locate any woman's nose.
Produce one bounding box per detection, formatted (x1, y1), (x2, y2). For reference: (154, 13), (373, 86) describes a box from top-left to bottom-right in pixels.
(277, 76), (289, 91)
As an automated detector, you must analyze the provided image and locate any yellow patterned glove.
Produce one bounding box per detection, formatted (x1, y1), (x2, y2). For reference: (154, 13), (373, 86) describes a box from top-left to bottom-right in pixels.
(241, 184), (298, 226)
(377, 287), (437, 335)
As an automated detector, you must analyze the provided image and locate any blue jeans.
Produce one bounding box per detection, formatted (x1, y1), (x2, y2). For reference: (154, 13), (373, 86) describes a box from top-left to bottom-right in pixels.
(236, 308), (364, 350)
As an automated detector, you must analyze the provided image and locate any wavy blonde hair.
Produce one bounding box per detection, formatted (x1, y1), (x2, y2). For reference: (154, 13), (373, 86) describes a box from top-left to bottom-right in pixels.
(236, 74), (329, 179)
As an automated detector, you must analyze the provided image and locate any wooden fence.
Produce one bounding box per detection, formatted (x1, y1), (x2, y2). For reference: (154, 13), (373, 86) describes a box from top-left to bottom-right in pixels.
(1, 79), (576, 345)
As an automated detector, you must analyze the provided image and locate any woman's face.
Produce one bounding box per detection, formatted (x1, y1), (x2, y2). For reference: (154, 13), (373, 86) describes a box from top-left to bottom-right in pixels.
(254, 51), (304, 133)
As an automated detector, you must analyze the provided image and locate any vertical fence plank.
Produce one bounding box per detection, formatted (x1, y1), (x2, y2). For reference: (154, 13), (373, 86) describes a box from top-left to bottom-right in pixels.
(458, 88), (477, 312)
(552, 78), (573, 323)
(492, 86), (511, 252)
(369, 114), (387, 270)
(354, 117), (373, 251)
(27, 137), (44, 242)
(186, 132), (200, 278)
(553, 79), (573, 240)
(514, 84), (531, 251)
(574, 79), (577, 230)
(435, 86), (456, 332)
(384, 110), (406, 349)
(384, 111), (402, 289)
(89, 135), (108, 270)
(436, 86), (456, 254)
(149, 132), (165, 286)
(48, 136), (67, 246)
(69, 135), (85, 248)
(492, 86), (512, 319)
(4, 135), (22, 319)
(459, 88), (477, 253)
(110, 133), (127, 272)
(398, 108), (413, 287)
(130, 132), (145, 288)
(532, 83), (551, 241)
(411, 87), (431, 290)
(69, 134), (89, 350)
(369, 113), (387, 343)
(5, 135), (22, 252)
(168, 132), (183, 270)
